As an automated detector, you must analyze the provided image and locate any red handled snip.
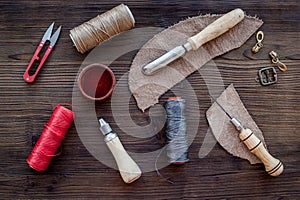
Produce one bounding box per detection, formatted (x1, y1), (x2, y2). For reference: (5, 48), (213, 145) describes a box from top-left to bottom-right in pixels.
(23, 22), (61, 83)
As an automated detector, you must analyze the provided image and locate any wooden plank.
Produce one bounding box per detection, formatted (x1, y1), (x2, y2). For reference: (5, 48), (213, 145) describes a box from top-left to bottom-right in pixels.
(0, 0), (299, 199)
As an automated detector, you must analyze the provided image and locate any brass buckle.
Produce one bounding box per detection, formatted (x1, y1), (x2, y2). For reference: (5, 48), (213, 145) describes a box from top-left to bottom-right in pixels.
(257, 67), (277, 86)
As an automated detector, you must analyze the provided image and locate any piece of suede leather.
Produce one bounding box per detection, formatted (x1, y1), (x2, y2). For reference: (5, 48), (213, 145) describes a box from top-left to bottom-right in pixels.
(207, 84), (266, 164)
(129, 14), (263, 111)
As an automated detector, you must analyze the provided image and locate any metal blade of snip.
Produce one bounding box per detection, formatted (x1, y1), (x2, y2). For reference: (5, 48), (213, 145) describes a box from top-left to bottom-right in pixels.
(50, 26), (62, 46)
(42, 22), (55, 42)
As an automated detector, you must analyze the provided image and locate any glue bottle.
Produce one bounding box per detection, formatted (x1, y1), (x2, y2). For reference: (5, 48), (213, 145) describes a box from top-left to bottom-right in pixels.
(99, 118), (141, 183)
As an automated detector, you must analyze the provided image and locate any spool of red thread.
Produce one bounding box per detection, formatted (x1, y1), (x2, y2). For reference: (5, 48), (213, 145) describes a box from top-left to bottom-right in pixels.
(26, 105), (74, 171)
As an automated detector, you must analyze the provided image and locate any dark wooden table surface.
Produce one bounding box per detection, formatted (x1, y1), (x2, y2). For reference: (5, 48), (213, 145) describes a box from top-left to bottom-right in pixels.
(0, 0), (299, 199)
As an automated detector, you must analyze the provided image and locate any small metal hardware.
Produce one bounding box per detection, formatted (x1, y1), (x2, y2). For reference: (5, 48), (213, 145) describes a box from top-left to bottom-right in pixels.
(257, 67), (277, 86)
(269, 51), (287, 72)
(252, 31), (264, 53)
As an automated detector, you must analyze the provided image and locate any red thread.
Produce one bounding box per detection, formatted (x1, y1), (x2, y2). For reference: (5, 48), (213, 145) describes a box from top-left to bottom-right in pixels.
(26, 105), (74, 171)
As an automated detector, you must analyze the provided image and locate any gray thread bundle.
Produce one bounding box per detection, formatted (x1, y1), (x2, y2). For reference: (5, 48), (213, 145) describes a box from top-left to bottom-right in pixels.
(165, 98), (189, 163)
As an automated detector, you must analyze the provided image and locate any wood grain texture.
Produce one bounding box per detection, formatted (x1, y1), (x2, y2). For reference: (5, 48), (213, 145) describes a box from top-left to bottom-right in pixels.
(0, 0), (299, 199)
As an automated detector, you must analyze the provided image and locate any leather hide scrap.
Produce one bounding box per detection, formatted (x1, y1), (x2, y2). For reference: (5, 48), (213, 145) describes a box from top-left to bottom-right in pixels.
(206, 84), (266, 164)
(129, 14), (263, 112)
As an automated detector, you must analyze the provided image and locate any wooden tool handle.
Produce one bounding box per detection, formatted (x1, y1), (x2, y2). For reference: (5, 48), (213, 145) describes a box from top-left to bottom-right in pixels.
(187, 8), (245, 50)
(239, 128), (284, 176)
(106, 136), (142, 183)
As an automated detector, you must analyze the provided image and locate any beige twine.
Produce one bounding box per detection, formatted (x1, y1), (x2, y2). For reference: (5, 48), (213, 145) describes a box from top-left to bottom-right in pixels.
(70, 4), (135, 54)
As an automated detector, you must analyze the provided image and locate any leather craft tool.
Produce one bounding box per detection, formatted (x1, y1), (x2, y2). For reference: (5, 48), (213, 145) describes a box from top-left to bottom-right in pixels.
(141, 8), (245, 75)
(99, 118), (141, 183)
(23, 22), (62, 83)
(212, 97), (284, 176)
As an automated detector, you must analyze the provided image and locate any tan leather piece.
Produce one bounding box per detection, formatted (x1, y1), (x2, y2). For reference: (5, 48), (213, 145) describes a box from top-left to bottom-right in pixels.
(129, 14), (263, 111)
(206, 84), (266, 164)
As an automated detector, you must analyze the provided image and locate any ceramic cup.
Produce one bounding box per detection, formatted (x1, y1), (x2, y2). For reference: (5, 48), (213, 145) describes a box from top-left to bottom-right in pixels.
(78, 63), (116, 102)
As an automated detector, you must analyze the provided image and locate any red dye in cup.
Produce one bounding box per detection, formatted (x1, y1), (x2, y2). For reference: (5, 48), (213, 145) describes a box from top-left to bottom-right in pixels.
(78, 63), (116, 102)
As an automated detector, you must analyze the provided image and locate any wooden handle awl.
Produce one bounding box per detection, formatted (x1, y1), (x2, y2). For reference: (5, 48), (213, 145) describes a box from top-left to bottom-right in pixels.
(187, 8), (245, 50)
(106, 136), (142, 183)
(239, 128), (284, 176)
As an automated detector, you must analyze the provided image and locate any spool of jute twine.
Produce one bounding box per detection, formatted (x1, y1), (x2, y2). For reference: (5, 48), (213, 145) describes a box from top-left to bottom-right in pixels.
(69, 4), (135, 54)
